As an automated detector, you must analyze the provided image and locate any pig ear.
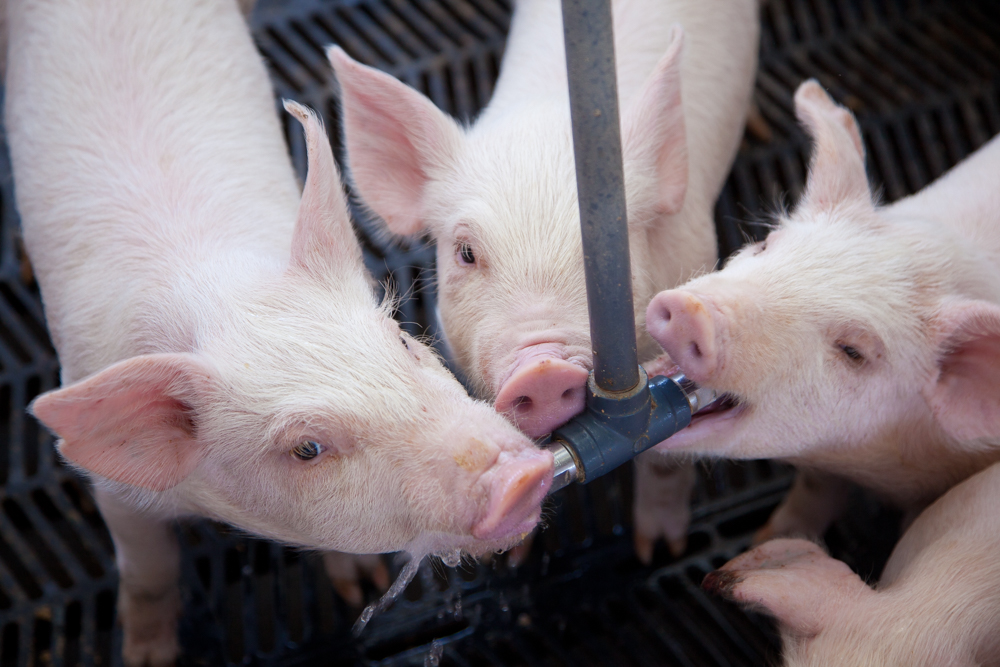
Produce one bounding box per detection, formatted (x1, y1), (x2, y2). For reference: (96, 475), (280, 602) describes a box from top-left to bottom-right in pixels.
(29, 354), (215, 492)
(621, 25), (688, 216)
(924, 300), (1000, 441)
(328, 46), (463, 236)
(284, 101), (364, 277)
(794, 80), (873, 214)
(702, 539), (870, 637)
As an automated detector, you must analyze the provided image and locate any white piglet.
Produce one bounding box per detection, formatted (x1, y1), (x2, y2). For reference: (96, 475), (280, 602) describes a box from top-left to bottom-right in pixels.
(8, 1), (552, 664)
(645, 80), (1000, 539)
(330, 0), (759, 561)
(704, 461), (1000, 666)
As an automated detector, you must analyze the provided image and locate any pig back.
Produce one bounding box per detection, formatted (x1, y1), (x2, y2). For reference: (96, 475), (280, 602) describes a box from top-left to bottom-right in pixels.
(873, 462), (1000, 664)
(885, 134), (1000, 264)
(486, 0), (758, 210)
(5, 0), (301, 377)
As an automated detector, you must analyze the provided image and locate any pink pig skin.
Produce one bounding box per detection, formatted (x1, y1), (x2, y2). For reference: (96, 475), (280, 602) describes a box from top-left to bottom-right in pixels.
(329, 0), (759, 562)
(705, 461), (1000, 666)
(7, 1), (551, 663)
(646, 80), (1000, 540)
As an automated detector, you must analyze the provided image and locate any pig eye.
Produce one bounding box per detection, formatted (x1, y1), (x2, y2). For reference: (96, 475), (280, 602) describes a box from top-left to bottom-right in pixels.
(456, 241), (476, 266)
(291, 440), (323, 461)
(838, 343), (865, 365)
(400, 335), (410, 350)
(753, 240), (768, 256)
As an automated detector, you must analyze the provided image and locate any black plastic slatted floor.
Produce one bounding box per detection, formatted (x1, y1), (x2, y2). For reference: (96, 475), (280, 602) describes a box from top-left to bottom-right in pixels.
(0, 0), (996, 664)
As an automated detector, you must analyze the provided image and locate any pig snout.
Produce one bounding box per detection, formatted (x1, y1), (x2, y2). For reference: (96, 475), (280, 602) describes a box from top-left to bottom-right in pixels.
(646, 290), (719, 384)
(494, 349), (589, 438)
(472, 449), (554, 541)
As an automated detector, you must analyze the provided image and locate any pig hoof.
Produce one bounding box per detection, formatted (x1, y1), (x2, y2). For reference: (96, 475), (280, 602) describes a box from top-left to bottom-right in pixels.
(323, 552), (390, 608)
(118, 587), (181, 667)
(505, 529), (536, 567)
(633, 532), (655, 565)
(701, 569), (742, 598)
(666, 535), (688, 558)
(753, 522), (778, 545)
(753, 512), (826, 544)
(633, 530), (688, 564)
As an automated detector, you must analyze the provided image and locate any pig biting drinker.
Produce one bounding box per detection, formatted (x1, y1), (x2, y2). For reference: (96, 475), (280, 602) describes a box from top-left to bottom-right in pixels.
(544, 0), (717, 492)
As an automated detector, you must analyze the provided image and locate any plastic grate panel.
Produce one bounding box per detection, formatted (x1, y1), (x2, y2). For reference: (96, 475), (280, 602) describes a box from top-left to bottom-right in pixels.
(0, 0), (995, 664)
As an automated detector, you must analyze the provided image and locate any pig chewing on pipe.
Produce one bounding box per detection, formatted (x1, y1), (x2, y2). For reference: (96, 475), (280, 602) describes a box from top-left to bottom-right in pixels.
(8, 0), (552, 663)
(645, 80), (1000, 541)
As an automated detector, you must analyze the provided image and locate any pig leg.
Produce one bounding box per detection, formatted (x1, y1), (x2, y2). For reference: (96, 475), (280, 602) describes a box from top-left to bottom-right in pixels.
(94, 488), (181, 667)
(745, 100), (773, 143)
(755, 469), (852, 544)
(633, 451), (696, 564)
(322, 552), (390, 608)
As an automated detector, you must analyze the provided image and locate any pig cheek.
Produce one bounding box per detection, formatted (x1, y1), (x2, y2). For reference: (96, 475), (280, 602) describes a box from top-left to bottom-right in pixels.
(438, 277), (494, 390)
(402, 452), (484, 536)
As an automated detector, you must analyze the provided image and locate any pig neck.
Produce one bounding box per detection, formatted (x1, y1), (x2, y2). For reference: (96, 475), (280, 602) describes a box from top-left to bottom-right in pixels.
(6, 0), (302, 381)
(480, 0), (756, 290)
(789, 404), (1000, 513)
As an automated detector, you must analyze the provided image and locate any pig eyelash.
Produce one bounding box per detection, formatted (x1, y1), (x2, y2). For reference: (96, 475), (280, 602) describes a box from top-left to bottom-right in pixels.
(455, 241), (476, 266)
(400, 333), (421, 358)
(838, 343), (865, 364)
(291, 440), (323, 461)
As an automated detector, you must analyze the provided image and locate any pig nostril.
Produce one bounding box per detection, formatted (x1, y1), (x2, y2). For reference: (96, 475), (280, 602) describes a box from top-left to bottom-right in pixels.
(512, 396), (532, 416)
(690, 342), (702, 359)
(561, 388), (573, 400)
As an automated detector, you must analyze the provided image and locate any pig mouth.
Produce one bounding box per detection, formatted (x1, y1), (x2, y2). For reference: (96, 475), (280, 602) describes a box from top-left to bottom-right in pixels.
(656, 391), (746, 451)
(694, 392), (739, 418)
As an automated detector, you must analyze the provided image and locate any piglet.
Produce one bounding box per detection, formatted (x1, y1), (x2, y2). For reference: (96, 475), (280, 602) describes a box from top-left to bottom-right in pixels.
(704, 460), (1000, 666)
(330, 0), (759, 562)
(8, 1), (552, 664)
(645, 80), (1000, 540)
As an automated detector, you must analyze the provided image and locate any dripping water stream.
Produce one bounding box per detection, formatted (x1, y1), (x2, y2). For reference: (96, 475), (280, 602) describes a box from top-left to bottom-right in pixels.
(352, 555), (424, 636)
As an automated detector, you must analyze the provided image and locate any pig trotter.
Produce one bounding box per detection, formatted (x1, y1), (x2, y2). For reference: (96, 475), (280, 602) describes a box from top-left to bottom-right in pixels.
(94, 490), (182, 667)
(505, 529), (536, 567)
(119, 586), (181, 667)
(323, 552), (391, 608)
(701, 569), (743, 598)
(632, 452), (696, 564)
(755, 470), (851, 544)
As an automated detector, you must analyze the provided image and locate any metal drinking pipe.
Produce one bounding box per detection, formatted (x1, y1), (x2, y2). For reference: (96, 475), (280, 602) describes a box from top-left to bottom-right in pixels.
(561, 0), (640, 394)
(545, 0), (720, 492)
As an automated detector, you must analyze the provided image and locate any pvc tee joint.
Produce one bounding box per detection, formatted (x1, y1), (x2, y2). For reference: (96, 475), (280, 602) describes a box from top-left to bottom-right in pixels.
(545, 369), (717, 493)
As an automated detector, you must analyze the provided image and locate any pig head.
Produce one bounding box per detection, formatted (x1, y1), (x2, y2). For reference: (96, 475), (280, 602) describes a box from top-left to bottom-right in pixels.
(646, 80), (1000, 509)
(25, 103), (551, 559)
(328, 23), (712, 437)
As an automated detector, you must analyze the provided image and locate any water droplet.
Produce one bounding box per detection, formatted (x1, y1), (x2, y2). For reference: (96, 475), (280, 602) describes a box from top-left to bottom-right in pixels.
(352, 555), (423, 636)
(424, 640), (444, 667)
(441, 549), (461, 568)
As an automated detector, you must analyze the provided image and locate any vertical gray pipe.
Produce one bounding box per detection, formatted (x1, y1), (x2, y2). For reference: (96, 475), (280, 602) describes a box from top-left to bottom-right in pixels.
(561, 0), (640, 394)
